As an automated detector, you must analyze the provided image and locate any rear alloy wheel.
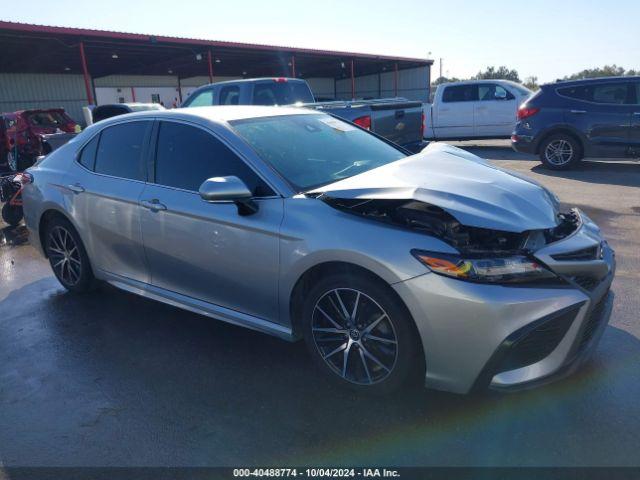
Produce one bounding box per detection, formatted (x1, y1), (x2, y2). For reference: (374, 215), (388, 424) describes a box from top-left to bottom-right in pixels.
(302, 273), (421, 394)
(45, 217), (96, 292)
(539, 134), (582, 170)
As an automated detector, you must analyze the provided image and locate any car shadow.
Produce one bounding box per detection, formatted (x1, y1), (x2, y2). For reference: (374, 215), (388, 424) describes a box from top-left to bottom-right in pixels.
(1, 277), (640, 466)
(531, 160), (640, 188)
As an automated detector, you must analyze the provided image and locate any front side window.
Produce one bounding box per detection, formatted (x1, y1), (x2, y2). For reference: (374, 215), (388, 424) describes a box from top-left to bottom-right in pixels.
(478, 84), (513, 101)
(154, 121), (273, 195)
(94, 122), (149, 181)
(231, 113), (407, 192)
(185, 90), (214, 107)
(442, 85), (479, 103)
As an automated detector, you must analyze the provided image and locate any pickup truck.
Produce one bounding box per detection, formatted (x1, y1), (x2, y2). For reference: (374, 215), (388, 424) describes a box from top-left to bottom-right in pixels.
(181, 77), (426, 152)
(424, 79), (532, 141)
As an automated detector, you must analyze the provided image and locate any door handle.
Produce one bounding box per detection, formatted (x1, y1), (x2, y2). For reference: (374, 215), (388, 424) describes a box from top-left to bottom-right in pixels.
(395, 110), (405, 119)
(67, 183), (85, 194)
(140, 199), (167, 211)
(570, 110), (587, 114)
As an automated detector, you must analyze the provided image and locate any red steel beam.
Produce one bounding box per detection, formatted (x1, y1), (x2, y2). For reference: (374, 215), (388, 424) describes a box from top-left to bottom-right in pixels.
(350, 59), (355, 100)
(130, 87), (136, 102)
(79, 41), (94, 105)
(207, 50), (214, 84)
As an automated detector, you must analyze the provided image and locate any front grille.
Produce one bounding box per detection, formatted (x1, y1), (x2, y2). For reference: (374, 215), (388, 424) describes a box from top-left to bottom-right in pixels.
(572, 275), (601, 291)
(496, 307), (578, 373)
(552, 245), (598, 261)
(579, 293), (609, 350)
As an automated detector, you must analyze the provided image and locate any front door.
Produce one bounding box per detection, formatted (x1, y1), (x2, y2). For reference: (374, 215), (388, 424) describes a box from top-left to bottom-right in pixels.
(474, 83), (518, 137)
(139, 120), (283, 322)
(64, 120), (152, 283)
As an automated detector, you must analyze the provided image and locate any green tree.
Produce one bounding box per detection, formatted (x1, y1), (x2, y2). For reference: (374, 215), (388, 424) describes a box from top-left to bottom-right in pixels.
(474, 66), (521, 83)
(562, 64), (638, 80)
(523, 76), (539, 91)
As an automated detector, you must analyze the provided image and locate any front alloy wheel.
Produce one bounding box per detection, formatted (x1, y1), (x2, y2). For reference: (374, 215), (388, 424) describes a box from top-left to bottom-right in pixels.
(303, 273), (422, 394)
(312, 288), (398, 385)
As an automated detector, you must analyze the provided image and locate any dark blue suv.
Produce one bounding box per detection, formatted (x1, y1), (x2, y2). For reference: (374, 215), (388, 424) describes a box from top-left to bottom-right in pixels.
(512, 76), (640, 169)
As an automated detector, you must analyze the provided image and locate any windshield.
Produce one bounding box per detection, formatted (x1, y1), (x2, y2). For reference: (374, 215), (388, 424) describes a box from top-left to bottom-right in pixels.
(231, 114), (407, 191)
(510, 83), (533, 96)
(27, 111), (70, 127)
(252, 81), (315, 105)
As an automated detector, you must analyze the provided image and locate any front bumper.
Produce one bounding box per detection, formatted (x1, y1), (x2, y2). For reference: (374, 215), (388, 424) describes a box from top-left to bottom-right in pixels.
(393, 210), (615, 394)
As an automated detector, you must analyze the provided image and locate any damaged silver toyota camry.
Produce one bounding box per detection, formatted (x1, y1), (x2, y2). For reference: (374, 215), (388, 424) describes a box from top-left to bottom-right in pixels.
(22, 106), (615, 395)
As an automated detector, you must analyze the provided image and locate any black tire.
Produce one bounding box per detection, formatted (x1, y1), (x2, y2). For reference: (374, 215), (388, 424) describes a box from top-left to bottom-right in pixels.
(1, 202), (23, 226)
(44, 216), (96, 293)
(302, 272), (423, 395)
(539, 133), (582, 170)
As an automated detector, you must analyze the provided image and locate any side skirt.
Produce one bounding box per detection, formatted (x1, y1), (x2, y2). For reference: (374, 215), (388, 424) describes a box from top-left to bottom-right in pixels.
(98, 270), (295, 342)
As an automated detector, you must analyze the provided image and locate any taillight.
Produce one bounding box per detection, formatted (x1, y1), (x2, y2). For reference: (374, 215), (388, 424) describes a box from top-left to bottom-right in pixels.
(14, 172), (33, 184)
(517, 106), (540, 120)
(353, 115), (371, 130)
(420, 112), (425, 138)
(274, 77), (288, 83)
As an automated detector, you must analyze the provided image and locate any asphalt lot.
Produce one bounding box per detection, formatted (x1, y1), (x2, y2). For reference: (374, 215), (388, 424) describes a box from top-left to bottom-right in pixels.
(1, 141), (639, 467)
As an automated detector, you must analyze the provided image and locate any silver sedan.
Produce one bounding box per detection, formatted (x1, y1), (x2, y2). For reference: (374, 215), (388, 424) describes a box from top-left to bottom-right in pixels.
(21, 106), (615, 394)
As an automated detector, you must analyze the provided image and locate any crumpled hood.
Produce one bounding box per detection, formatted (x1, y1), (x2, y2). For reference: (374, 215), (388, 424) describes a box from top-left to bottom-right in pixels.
(310, 143), (560, 233)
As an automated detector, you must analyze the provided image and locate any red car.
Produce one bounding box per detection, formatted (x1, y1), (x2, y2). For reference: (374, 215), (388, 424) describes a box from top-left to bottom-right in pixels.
(1, 109), (79, 172)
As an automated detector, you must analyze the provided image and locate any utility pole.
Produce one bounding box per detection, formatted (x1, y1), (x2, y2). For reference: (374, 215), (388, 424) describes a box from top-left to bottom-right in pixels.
(439, 58), (443, 79)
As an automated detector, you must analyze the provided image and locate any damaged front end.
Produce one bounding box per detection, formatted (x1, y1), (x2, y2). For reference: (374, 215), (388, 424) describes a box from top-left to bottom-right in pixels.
(318, 195), (581, 284)
(319, 196), (580, 255)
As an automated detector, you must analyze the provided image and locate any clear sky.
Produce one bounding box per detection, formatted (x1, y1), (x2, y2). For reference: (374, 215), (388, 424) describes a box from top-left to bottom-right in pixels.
(3, 0), (639, 83)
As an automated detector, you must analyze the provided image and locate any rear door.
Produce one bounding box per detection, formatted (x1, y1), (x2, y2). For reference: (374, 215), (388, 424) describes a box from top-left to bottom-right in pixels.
(474, 83), (518, 137)
(64, 120), (152, 283)
(433, 84), (477, 138)
(139, 120), (283, 321)
(558, 81), (632, 157)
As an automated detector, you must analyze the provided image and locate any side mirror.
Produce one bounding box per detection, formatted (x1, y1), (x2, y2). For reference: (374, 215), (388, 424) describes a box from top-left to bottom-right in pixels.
(198, 176), (258, 215)
(494, 90), (508, 100)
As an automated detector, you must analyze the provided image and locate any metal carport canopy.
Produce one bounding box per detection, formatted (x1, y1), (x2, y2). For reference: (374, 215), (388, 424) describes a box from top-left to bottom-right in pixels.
(0, 20), (431, 86)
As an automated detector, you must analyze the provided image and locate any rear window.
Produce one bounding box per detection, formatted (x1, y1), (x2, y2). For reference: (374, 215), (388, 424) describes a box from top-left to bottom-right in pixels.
(442, 85), (479, 103)
(252, 81), (314, 105)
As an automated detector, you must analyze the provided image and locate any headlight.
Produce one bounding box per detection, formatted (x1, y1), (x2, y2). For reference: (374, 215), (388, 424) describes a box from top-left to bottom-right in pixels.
(411, 250), (557, 284)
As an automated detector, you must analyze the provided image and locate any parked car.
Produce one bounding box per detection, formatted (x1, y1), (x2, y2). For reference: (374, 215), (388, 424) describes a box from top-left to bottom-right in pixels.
(90, 103), (165, 124)
(424, 80), (532, 141)
(22, 107), (614, 395)
(512, 76), (640, 169)
(0, 109), (80, 172)
(182, 77), (426, 152)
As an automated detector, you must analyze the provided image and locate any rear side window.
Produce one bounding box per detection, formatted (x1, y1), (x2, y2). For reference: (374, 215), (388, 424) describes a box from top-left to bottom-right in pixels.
(154, 121), (273, 195)
(634, 82), (640, 104)
(219, 86), (240, 105)
(185, 90), (214, 107)
(94, 122), (149, 181)
(78, 134), (100, 170)
(442, 85), (479, 103)
(592, 83), (628, 104)
(558, 82), (630, 104)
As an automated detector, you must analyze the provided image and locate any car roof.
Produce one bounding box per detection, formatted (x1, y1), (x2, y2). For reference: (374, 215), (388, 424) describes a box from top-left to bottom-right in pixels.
(92, 105), (318, 126)
(544, 76), (640, 88)
(437, 79), (518, 87)
(197, 77), (306, 88)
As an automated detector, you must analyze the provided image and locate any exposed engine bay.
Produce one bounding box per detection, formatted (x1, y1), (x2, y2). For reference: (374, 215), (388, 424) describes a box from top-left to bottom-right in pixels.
(319, 196), (580, 255)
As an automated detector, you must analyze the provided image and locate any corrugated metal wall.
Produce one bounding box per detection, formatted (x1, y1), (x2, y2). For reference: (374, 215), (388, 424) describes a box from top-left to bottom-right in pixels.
(335, 66), (430, 102)
(0, 73), (87, 123)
